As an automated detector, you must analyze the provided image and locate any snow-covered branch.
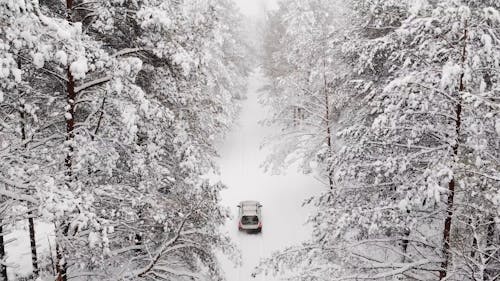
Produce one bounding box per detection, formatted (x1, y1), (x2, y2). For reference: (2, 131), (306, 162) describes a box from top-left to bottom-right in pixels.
(0, 187), (37, 204)
(111, 48), (153, 58)
(133, 212), (193, 278)
(335, 259), (442, 280)
(75, 76), (112, 93)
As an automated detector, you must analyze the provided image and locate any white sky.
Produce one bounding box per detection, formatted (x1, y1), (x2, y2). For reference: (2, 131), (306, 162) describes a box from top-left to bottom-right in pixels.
(233, 0), (279, 17)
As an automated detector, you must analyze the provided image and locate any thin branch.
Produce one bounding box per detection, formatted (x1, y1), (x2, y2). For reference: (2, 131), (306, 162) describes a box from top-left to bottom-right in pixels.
(75, 76), (112, 93)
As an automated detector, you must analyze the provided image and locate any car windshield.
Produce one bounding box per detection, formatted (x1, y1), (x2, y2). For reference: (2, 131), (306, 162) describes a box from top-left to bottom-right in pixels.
(241, 215), (259, 225)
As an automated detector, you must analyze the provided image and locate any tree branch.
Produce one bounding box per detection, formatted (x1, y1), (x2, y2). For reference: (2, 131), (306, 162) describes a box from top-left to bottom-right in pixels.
(75, 76), (112, 93)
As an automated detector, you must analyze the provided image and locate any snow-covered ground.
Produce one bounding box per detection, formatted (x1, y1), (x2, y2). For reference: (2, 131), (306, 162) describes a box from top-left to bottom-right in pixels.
(5, 220), (54, 279)
(214, 69), (323, 281)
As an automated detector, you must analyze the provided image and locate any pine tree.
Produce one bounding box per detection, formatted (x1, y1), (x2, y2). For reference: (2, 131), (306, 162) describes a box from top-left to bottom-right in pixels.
(258, 0), (500, 280)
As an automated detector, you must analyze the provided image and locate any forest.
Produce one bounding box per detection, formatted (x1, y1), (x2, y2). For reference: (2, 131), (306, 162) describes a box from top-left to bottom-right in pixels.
(1, 0), (250, 280)
(1, 0), (499, 281)
(258, 0), (500, 280)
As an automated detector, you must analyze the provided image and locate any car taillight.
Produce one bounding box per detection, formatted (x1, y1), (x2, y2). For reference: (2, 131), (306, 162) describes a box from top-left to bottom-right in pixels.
(238, 222), (242, 227)
(258, 222), (262, 228)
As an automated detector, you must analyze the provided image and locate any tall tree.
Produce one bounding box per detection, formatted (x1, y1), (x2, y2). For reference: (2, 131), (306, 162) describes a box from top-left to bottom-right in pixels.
(261, 0), (349, 189)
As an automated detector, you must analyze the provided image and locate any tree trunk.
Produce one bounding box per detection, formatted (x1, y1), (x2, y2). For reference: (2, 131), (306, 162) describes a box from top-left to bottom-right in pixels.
(401, 219), (411, 263)
(439, 23), (467, 280)
(20, 109), (39, 277)
(484, 216), (495, 281)
(323, 56), (333, 190)
(56, 2), (74, 281)
(18, 56), (39, 278)
(469, 218), (478, 259)
(64, 0), (75, 179)
(56, 65), (74, 281)
(0, 222), (7, 281)
(55, 239), (67, 281)
(87, 98), (106, 175)
(28, 216), (38, 277)
(64, 64), (76, 178)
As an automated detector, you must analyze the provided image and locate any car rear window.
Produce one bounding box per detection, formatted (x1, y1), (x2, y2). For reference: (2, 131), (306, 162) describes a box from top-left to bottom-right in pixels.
(241, 215), (259, 225)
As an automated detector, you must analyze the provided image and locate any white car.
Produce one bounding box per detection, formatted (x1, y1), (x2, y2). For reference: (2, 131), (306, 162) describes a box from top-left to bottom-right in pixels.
(237, 201), (262, 233)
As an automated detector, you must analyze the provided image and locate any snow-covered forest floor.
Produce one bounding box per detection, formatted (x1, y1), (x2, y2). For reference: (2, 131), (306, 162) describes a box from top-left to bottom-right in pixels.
(5, 222), (53, 279)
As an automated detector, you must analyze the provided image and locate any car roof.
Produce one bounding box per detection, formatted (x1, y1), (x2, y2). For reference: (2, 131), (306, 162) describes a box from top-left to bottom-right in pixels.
(239, 201), (261, 216)
(239, 200), (261, 205)
(242, 207), (258, 213)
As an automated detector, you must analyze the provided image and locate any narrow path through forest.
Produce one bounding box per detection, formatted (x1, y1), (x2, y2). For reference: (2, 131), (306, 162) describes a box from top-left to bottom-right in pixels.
(214, 69), (323, 281)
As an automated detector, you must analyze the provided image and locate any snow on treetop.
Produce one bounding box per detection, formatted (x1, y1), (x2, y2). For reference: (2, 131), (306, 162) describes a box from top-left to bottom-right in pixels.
(70, 57), (88, 80)
(55, 50), (68, 66)
(173, 51), (195, 76)
(484, 7), (500, 23)
(138, 7), (173, 30)
(32, 52), (44, 68)
(440, 62), (461, 90)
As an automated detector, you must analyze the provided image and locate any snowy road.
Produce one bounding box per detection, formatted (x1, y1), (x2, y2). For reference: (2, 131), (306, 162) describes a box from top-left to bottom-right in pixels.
(214, 69), (322, 281)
